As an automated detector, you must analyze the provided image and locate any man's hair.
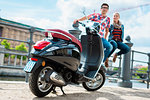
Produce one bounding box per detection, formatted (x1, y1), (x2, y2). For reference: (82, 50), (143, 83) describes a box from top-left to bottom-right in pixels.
(101, 3), (109, 9)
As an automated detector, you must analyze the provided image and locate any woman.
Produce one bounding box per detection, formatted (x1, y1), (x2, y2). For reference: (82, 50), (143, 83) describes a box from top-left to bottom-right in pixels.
(108, 12), (130, 62)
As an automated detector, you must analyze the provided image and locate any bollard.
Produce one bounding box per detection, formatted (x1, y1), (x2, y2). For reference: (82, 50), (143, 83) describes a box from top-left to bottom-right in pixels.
(68, 22), (82, 39)
(118, 36), (133, 88)
(147, 53), (150, 89)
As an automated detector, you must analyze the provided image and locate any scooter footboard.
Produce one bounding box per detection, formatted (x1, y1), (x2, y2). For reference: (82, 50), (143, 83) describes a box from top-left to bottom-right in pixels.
(80, 35), (104, 78)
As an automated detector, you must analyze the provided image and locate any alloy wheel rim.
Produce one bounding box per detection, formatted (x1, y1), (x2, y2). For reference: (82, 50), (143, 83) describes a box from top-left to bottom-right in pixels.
(37, 66), (53, 92)
(85, 73), (103, 89)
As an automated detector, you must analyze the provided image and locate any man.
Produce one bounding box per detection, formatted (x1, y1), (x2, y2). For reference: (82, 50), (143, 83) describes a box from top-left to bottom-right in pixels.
(73, 3), (112, 68)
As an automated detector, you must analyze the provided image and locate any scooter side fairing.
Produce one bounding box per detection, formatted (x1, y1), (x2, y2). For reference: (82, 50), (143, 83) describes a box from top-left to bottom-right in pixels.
(45, 47), (80, 71)
(80, 35), (104, 79)
(31, 41), (81, 71)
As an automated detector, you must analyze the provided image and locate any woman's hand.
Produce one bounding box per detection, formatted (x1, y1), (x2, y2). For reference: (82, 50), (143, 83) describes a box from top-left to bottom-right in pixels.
(104, 28), (109, 39)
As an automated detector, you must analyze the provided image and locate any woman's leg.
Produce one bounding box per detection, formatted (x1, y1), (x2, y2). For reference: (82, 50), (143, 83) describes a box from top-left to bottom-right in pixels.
(108, 40), (118, 58)
(102, 38), (113, 62)
(116, 42), (130, 55)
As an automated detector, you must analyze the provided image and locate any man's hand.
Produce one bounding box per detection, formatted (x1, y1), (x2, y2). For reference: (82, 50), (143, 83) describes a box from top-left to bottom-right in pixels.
(73, 19), (79, 24)
(73, 16), (89, 24)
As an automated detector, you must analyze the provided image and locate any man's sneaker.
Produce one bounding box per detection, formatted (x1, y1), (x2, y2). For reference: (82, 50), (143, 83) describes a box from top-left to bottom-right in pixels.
(104, 58), (109, 68)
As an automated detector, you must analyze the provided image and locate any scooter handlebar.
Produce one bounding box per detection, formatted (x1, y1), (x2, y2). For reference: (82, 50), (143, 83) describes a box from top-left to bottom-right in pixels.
(78, 21), (101, 37)
(78, 21), (86, 27)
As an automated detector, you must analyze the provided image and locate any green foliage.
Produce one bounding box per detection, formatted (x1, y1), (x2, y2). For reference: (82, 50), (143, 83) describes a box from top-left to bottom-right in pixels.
(12, 43), (28, 60)
(1, 39), (10, 57)
(15, 43), (27, 52)
(1, 39), (10, 49)
(113, 67), (119, 71)
(10, 47), (14, 50)
(132, 74), (140, 79)
(132, 67), (148, 79)
(136, 67), (148, 74)
(1, 40), (28, 60)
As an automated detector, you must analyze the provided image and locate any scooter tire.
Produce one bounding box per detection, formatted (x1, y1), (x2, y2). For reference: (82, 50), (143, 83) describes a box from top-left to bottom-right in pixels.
(82, 70), (105, 91)
(29, 66), (54, 97)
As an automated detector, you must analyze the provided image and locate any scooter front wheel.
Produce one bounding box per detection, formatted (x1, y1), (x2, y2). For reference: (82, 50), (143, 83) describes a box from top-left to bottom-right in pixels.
(82, 70), (105, 91)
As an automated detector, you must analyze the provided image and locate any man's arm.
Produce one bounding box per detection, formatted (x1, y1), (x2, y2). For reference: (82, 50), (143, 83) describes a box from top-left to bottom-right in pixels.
(73, 16), (91, 24)
(104, 28), (109, 39)
(104, 17), (110, 39)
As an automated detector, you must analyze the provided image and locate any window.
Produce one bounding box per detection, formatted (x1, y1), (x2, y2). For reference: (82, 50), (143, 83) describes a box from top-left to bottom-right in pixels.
(0, 26), (3, 37)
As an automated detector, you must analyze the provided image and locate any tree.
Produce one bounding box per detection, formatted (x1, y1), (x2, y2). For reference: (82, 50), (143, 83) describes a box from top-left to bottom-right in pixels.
(12, 43), (28, 60)
(1, 39), (10, 49)
(15, 43), (27, 52)
(1, 39), (10, 57)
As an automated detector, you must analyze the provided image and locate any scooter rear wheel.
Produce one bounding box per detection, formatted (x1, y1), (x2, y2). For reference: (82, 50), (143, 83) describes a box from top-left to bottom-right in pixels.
(29, 66), (54, 97)
(82, 70), (105, 91)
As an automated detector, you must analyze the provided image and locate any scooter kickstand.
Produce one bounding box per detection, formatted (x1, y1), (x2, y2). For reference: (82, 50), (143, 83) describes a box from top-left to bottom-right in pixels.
(52, 86), (57, 94)
(60, 86), (66, 95)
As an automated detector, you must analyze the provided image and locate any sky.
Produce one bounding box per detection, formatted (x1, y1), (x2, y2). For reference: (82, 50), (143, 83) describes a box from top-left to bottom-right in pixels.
(0, 0), (150, 64)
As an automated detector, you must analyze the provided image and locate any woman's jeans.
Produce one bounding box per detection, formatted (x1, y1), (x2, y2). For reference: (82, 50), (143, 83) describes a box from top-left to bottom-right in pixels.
(102, 38), (113, 62)
(108, 40), (130, 57)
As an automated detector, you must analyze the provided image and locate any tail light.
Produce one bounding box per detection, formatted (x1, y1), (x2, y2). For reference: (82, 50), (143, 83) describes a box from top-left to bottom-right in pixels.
(33, 41), (51, 50)
(31, 58), (38, 61)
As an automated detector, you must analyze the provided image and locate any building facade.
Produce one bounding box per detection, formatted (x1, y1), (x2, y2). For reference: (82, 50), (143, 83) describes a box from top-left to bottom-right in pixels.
(0, 18), (45, 48)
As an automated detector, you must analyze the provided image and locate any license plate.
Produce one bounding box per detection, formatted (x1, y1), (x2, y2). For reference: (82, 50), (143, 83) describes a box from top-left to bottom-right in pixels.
(24, 61), (36, 72)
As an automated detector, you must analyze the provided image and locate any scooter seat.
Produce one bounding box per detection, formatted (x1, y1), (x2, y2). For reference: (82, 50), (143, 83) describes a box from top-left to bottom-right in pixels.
(46, 29), (82, 52)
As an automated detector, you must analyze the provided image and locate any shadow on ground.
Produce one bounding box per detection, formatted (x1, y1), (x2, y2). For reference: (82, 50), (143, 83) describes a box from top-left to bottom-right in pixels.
(32, 91), (124, 100)
(32, 87), (150, 100)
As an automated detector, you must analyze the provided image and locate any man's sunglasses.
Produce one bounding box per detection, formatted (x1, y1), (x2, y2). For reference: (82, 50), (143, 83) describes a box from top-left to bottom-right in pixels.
(101, 7), (109, 9)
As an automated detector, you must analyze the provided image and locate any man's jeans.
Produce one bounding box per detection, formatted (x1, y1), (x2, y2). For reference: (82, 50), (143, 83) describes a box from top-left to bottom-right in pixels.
(102, 38), (113, 62)
(108, 40), (130, 57)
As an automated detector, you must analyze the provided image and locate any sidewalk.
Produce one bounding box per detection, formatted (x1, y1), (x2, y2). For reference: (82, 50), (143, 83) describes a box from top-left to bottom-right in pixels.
(0, 81), (150, 100)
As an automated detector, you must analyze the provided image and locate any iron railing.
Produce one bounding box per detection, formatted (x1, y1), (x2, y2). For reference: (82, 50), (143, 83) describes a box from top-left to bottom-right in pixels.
(0, 21), (44, 82)
(107, 50), (150, 89)
(131, 50), (150, 88)
(0, 21), (150, 88)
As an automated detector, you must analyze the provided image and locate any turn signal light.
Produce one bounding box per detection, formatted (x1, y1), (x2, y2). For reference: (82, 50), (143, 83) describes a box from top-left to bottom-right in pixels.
(42, 61), (46, 66)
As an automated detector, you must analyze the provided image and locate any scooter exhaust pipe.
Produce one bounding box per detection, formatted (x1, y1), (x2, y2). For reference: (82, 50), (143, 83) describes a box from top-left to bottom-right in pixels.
(50, 71), (66, 86)
(45, 70), (66, 86)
